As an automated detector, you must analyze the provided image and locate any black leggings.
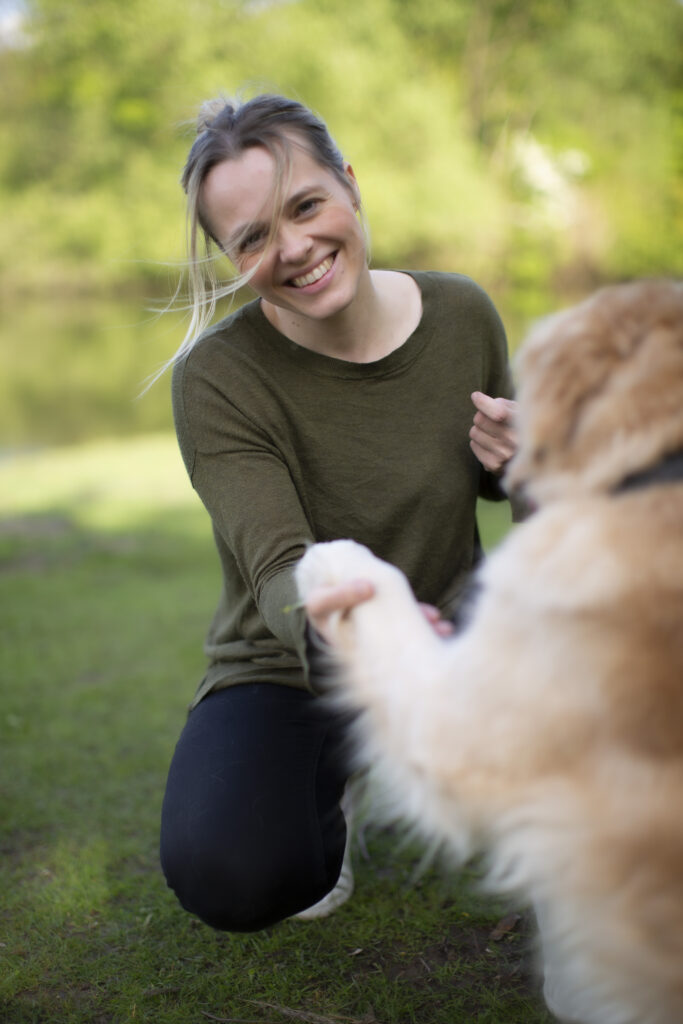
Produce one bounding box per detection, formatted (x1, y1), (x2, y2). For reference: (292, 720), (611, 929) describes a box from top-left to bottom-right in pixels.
(160, 684), (353, 931)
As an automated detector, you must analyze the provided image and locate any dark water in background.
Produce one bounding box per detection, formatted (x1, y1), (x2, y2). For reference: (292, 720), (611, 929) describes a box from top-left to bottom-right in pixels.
(1, 290), (540, 451)
(1, 295), (185, 450)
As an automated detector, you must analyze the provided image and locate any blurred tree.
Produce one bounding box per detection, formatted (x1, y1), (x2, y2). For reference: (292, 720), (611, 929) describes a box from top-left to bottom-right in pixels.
(0, 0), (681, 294)
(386, 0), (683, 290)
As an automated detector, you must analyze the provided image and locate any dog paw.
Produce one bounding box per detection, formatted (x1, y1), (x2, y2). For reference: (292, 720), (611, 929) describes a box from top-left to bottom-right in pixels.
(295, 539), (386, 600)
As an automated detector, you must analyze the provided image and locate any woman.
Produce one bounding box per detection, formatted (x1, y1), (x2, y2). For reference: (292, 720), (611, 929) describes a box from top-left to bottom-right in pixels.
(160, 93), (517, 931)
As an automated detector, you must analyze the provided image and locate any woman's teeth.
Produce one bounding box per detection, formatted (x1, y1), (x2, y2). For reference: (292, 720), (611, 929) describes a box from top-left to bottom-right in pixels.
(291, 255), (334, 288)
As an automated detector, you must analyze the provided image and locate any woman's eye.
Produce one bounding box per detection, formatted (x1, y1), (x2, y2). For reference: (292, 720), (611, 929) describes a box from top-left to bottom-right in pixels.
(240, 229), (266, 253)
(297, 198), (319, 216)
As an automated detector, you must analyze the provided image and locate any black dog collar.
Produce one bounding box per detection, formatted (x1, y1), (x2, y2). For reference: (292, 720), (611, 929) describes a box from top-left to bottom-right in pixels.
(613, 448), (683, 495)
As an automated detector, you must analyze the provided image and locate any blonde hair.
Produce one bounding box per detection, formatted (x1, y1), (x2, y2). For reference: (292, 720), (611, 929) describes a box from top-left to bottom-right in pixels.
(160, 93), (368, 379)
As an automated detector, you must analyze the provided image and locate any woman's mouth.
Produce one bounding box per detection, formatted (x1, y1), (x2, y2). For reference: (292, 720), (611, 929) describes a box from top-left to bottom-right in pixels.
(289, 254), (335, 289)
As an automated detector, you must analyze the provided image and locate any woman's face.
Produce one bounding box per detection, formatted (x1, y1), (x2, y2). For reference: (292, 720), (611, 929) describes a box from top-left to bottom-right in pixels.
(200, 140), (368, 322)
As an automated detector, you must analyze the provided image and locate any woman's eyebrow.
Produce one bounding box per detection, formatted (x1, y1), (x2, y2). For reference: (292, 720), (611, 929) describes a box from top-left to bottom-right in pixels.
(286, 186), (316, 208)
(285, 181), (332, 212)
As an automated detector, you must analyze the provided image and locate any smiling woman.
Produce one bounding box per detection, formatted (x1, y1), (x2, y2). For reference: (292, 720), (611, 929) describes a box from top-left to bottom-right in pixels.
(199, 144), (374, 353)
(159, 92), (519, 935)
(173, 94), (370, 358)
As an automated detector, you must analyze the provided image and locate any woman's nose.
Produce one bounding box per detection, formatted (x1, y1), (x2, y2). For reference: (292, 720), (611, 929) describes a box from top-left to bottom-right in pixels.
(277, 222), (313, 264)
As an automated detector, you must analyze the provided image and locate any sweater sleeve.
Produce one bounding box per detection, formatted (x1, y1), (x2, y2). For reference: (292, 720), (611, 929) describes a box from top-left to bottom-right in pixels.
(172, 348), (313, 673)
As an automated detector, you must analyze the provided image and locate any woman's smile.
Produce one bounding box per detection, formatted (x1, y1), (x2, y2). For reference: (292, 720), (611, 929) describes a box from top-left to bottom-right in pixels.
(288, 253), (336, 290)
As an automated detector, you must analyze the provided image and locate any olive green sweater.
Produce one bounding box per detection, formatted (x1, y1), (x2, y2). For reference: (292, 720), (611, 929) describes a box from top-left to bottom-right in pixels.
(173, 271), (512, 706)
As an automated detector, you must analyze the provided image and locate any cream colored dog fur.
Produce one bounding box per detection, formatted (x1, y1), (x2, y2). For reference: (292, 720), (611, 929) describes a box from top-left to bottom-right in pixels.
(296, 280), (683, 1024)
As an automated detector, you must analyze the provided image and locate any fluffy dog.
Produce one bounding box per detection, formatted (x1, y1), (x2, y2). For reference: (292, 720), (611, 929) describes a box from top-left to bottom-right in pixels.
(296, 280), (683, 1024)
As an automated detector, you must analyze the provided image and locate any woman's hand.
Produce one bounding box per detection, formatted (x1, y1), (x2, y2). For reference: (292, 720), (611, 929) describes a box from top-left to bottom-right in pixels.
(469, 392), (518, 474)
(305, 582), (453, 644)
(418, 603), (455, 637)
(305, 580), (375, 644)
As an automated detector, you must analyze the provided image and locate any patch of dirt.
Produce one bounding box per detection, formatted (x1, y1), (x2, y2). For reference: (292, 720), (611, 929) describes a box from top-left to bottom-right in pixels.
(346, 909), (541, 999)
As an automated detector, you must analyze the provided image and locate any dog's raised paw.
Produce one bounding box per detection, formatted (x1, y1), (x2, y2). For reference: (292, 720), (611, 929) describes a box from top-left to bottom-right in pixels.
(295, 540), (382, 599)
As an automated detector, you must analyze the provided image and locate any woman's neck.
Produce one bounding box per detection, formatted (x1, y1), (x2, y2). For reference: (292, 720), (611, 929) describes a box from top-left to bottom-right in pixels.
(261, 270), (422, 364)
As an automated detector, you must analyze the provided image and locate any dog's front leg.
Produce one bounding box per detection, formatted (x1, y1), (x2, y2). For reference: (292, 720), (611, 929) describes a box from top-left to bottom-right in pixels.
(296, 540), (514, 855)
(296, 539), (441, 701)
(296, 541), (450, 804)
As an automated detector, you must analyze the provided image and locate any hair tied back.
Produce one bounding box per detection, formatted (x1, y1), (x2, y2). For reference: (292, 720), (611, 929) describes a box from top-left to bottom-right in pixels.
(196, 97), (233, 134)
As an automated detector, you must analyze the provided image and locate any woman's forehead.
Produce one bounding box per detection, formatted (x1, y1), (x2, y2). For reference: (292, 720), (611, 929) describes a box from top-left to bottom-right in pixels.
(201, 142), (337, 234)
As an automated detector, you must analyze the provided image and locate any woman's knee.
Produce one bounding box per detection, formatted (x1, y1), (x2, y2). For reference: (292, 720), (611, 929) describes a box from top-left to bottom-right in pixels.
(160, 837), (328, 931)
(159, 684), (350, 929)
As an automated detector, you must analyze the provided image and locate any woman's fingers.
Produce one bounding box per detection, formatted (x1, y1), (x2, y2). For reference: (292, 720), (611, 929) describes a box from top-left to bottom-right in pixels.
(469, 392), (518, 473)
(305, 580), (375, 642)
(419, 603), (455, 637)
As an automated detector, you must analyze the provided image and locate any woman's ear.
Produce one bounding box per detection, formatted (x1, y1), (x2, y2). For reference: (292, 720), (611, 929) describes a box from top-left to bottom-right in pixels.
(344, 162), (361, 209)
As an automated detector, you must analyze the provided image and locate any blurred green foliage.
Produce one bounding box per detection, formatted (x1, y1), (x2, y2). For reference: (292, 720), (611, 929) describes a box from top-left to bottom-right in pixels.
(0, 0), (681, 446)
(1, 0), (681, 305)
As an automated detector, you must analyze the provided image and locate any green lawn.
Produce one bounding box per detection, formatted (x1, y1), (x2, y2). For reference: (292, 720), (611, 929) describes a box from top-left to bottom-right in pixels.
(0, 435), (549, 1024)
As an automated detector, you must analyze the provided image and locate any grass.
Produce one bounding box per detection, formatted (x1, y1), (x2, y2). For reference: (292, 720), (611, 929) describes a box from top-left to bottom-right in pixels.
(0, 435), (551, 1024)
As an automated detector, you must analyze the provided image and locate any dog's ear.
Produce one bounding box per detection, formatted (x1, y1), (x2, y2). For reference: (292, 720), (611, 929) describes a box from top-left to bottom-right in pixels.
(509, 280), (683, 500)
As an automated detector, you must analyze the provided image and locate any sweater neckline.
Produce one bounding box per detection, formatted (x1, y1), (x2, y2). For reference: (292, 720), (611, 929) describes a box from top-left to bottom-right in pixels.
(242, 271), (439, 380)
